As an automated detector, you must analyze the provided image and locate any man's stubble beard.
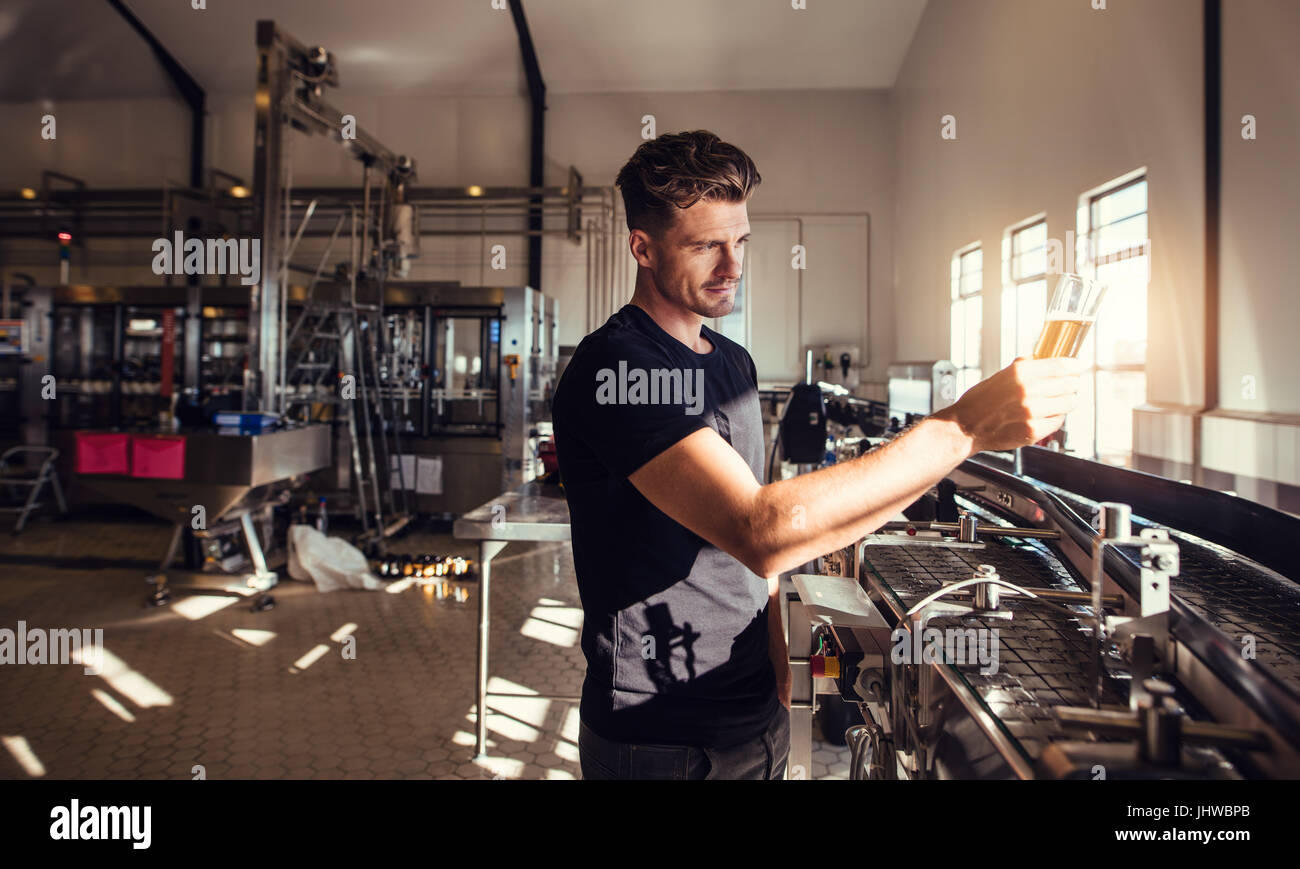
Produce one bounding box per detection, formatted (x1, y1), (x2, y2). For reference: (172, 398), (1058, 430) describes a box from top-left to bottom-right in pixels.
(654, 263), (736, 320)
(696, 293), (735, 319)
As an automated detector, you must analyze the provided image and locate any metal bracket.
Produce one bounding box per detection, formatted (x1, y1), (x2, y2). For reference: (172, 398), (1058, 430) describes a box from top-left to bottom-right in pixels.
(1090, 503), (1179, 708)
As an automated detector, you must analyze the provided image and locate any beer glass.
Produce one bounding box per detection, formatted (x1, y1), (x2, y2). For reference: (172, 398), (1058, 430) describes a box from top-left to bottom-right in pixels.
(1032, 274), (1108, 359)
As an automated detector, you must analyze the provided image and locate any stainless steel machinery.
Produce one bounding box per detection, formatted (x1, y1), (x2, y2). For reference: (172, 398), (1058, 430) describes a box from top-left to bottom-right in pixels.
(361, 283), (558, 516)
(29, 281), (557, 519)
(787, 445), (1300, 780)
(69, 425), (332, 610)
(886, 360), (957, 430)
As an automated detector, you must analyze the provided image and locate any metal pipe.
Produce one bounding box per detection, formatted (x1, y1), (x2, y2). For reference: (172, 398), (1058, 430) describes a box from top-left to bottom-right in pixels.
(596, 215), (604, 324)
(0, 227), (620, 242)
(609, 192), (616, 316)
(928, 521), (1061, 540)
(361, 164), (372, 269)
(278, 156), (294, 414)
(957, 586), (1125, 608)
(2, 186), (603, 206)
(585, 217), (594, 333)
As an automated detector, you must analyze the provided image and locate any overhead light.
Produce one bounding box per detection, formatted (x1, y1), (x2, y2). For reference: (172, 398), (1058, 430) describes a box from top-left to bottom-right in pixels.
(466, 185), (483, 197)
(20, 188), (36, 200)
(228, 185), (250, 198)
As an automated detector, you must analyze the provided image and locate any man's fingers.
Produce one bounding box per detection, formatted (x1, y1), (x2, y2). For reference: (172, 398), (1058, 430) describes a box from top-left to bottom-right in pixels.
(1023, 374), (1082, 399)
(1011, 355), (1084, 372)
(1026, 394), (1078, 419)
(1028, 414), (1068, 442)
(1009, 357), (1085, 396)
(1039, 356), (1087, 375)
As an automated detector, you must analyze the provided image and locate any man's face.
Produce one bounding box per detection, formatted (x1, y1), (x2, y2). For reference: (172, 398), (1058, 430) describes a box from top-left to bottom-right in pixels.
(637, 199), (750, 320)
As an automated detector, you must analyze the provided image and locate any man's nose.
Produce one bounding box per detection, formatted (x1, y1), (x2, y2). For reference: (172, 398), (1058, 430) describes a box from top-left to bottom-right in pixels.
(716, 244), (743, 277)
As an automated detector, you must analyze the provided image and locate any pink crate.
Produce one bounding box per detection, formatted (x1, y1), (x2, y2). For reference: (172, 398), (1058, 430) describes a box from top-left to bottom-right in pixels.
(130, 435), (187, 480)
(75, 432), (130, 475)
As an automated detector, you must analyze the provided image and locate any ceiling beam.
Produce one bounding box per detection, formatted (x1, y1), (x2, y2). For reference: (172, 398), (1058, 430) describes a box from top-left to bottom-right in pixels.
(104, 0), (206, 189)
(508, 0), (546, 292)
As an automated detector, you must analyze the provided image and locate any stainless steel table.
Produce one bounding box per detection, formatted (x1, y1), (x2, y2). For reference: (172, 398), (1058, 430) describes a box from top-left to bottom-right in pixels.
(453, 481), (573, 758)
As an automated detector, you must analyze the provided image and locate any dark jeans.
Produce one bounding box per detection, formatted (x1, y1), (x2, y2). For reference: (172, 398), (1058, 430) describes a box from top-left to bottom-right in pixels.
(579, 701), (790, 780)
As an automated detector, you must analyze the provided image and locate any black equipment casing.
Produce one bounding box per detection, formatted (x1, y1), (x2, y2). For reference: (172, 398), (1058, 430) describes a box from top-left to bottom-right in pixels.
(780, 383), (827, 463)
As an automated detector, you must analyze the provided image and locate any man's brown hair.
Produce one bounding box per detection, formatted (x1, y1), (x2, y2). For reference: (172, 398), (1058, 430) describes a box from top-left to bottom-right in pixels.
(615, 130), (761, 238)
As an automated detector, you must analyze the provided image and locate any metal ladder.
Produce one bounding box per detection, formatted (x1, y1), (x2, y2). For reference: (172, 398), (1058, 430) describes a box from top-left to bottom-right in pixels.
(284, 304), (411, 548)
(280, 205), (410, 551)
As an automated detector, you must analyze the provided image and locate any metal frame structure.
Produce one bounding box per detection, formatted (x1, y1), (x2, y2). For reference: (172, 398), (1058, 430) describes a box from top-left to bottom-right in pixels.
(248, 19), (415, 416)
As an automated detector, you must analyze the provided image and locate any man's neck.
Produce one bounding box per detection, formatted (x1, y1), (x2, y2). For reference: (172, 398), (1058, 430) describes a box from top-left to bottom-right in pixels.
(629, 281), (713, 354)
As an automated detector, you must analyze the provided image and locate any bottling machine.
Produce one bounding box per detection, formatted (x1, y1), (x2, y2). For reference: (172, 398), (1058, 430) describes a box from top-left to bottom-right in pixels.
(331, 282), (558, 516)
(14, 281), (556, 510)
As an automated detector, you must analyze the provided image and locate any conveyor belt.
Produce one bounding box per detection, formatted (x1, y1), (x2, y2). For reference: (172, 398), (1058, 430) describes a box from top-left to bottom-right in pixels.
(819, 447), (1300, 776)
(1013, 480), (1300, 695)
(863, 539), (1125, 762)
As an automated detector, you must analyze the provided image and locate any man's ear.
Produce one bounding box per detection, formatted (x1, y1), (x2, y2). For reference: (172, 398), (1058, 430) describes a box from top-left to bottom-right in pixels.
(628, 229), (655, 269)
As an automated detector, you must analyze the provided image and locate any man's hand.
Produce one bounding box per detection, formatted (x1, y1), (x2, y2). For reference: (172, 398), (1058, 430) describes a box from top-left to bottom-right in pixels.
(767, 578), (792, 709)
(933, 356), (1084, 454)
(775, 662), (792, 710)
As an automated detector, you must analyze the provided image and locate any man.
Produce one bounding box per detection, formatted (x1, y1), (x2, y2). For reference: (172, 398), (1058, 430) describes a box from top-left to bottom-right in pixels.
(551, 130), (1081, 780)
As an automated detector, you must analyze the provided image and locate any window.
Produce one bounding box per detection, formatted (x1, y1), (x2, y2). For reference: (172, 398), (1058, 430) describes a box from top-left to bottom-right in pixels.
(1067, 173), (1149, 465)
(1001, 218), (1048, 366)
(950, 245), (983, 396)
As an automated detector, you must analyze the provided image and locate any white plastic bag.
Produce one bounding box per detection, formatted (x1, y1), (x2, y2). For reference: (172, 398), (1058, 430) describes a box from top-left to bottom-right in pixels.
(287, 525), (383, 592)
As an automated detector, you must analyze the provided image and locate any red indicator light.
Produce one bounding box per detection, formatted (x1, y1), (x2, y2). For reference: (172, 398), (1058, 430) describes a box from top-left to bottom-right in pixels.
(57, 232), (72, 242)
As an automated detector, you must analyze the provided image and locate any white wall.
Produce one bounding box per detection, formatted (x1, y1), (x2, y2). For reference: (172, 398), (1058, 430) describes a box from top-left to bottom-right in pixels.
(891, 0), (1205, 409)
(546, 89), (894, 384)
(890, 0), (1299, 502)
(1220, 0), (1300, 416)
(0, 97), (192, 189)
(0, 96), (196, 288)
(1197, 0), (1300, 501)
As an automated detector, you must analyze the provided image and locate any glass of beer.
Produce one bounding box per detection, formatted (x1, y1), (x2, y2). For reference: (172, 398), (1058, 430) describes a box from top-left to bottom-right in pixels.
(1032, 274), (1108, 359)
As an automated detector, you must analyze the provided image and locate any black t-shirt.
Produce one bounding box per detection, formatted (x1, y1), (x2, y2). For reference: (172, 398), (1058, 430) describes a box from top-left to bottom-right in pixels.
(551, 303), (777, 748)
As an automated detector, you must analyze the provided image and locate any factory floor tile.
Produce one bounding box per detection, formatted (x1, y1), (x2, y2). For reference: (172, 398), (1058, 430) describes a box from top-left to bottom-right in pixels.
(0, 512), (851, 780)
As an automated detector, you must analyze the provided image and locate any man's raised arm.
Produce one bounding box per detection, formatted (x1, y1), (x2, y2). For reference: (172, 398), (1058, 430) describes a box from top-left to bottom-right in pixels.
(628, 357), (1083, 578)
